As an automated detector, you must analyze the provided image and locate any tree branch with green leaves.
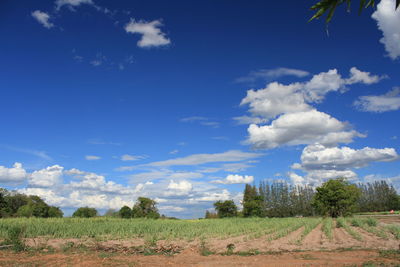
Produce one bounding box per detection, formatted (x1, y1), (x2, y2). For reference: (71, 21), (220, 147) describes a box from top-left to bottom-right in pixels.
(310, 0), (400, 23)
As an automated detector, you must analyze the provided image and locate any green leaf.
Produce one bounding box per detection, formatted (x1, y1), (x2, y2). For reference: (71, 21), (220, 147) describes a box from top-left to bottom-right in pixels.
(359, 0), (366, 14)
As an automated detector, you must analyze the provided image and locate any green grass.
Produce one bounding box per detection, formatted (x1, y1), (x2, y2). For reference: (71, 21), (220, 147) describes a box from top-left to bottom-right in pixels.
(321, 217), (333, 240)
(350, 217), (388, 239)
(337, 217), (363, 241)
(296, 218), (322, 244)
(0, 217), (324, 241)
(386, 225), (400, 239)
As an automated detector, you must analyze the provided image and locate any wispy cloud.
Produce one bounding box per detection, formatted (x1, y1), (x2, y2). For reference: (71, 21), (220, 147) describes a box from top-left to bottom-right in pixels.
(31, 10), (54, 29)
(354, 87), (400, 113)
(180, 116), (220, 128)
(85, 155), (101, 160)
(147, 150), (262, 167)
(0, 145), (52, 161)
(235, 67), (310, 84)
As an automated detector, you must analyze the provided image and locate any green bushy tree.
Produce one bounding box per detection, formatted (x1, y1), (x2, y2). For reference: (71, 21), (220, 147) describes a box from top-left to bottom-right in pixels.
(312, 178), (361, 217)
(132, 197), (160, 219)
(72, 207), (98, 218)
(213, 200), (238, 218)
(119, 205), (132, 219)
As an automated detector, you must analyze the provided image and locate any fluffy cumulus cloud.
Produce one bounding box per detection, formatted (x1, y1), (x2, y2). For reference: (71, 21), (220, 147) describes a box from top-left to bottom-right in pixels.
(296, 144), (398, 171)
(166, 180), (192, 196)
(125, 19), (170, 48)
(7, 162), (242, 218)
(235, 67), (310, 83)
(212, 174), (254, 184)
(372, 0), (400, 60)
(239, 67), (381, 149)
(55, 0), (94, 10)
(29, 165), (63, 187)
(31, 10), (54, 29)
(246, 109), (364, 149)
(290, 144), (398, 185)
(0, 163), (27, 184)
(354, 88), (400, 112)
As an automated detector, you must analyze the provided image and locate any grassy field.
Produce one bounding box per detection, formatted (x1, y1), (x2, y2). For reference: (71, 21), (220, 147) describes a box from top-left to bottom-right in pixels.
(0, 217), (324, 241)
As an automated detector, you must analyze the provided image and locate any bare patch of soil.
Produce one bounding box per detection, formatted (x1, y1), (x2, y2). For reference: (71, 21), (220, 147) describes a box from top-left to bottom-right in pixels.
(0, 250), (399, 267)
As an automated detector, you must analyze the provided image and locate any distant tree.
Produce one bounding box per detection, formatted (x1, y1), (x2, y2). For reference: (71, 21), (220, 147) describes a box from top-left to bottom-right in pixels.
(48, 206), (63, 218)
(16, 204), (34, 217)
(242, 184), (265, 217)
(104, 209), (119, 217)
(119, 206), (132, 219)
(310, 0), (400, 24)
(358, 181), (400, 212)
(204, 210), (218, 219)
(132, 197), (160, 219)
(312, 178), (361, 217)
(72, 207), (98, 218)
(213, 200), (238, 218)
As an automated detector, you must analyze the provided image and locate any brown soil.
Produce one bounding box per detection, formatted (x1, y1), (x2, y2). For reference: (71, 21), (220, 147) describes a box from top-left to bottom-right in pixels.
(4, 221), (400, 266)
(0, 250), (398, 267)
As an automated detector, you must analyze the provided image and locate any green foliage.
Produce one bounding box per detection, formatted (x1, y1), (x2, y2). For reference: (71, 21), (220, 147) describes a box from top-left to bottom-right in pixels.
(204, 210), (218, 219)
(310, 0), (400, 24)
(259, 181), (315, 217)
(358, 181), (400, 212)
(47, 206), (63, 218)
(16, 205), (34, 218)
(0, 188), (63, 218)
(132, 197), (160, 219)
(322, 217), (333, 239)
(72, 207), (98, 218)
(242, 184), (264, 217)
(0, 217), (325, 240)
(213, 200), (238, 218)
(312, 178), (361, 217)
(0, 226), (26, 252)
(119, 206), (132, 219)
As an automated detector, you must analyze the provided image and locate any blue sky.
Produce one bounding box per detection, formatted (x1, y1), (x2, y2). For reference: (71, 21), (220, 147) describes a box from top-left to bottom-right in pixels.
(0, 0), (399, 218)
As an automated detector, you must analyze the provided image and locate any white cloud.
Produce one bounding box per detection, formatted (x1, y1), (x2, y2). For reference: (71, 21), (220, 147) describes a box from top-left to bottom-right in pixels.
(233, 115), (268, 125)
(121, 154), (145, 161)
(289, 144), (398, 186)
(55, 0), (94, 10)
(31, 10), (54, 29)
(125, 19), (170, 48)
(288, 172), (305, 185)
(0, 163), (27, 184)
(189, 189), (231, 202)
(235, 67), (310, 83)
(354, 88), (400, 112)
(246, 109), (364, 149)
(166, 180), (192, 196)
(148, 150), (262, 167)
(180, 116), (220, 128)
(346, 67), (384, 85)
(212, 174), (254, 184)
(372, 0), (400, 60)
(85, 155), (101, 160)
(296, 143), (399, 171)
(169, 149), (179, 155)
(29, 165), (63, 187)
(158, 205), (185, 212)
(240, 82), (309, 120)
(239, 68), (382, 121)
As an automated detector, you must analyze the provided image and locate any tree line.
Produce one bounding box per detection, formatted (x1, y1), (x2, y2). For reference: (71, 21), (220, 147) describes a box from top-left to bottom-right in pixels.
(0, 188), (63, 218)
(207, 179), (400, 218)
